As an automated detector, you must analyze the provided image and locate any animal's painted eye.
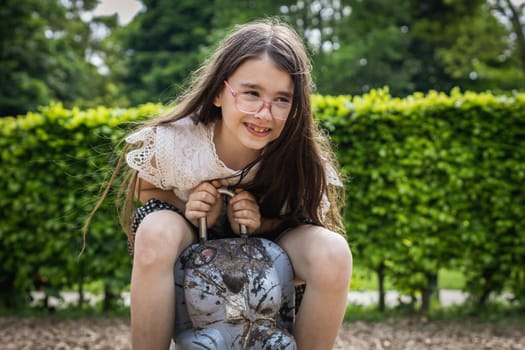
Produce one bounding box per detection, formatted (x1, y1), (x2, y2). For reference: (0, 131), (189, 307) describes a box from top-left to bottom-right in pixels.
(193, 247), (217, 266)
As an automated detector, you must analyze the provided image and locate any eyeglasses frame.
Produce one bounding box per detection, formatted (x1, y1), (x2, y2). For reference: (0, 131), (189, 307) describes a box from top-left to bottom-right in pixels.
(223, 80), (291, 121)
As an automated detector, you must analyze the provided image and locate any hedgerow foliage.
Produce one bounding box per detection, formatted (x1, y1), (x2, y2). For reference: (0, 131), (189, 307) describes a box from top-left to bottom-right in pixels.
(0, 103), (158, 309)
(0, 89), (523, 311)
(314, 88), (525, 309)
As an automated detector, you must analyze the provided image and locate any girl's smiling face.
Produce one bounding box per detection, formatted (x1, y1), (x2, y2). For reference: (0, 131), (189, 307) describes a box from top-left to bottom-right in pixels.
(213, 54), (294, 169)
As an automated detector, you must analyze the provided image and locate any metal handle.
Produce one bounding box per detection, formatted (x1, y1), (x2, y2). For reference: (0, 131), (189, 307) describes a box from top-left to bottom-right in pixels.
(198, 187), (248, 242)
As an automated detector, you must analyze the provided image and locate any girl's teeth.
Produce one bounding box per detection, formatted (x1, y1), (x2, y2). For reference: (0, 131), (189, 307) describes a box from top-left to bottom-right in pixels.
(251, 126), (268, 133)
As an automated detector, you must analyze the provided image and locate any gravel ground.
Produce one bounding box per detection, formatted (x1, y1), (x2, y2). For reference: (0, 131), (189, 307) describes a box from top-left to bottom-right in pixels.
(1, 316), (523, 350)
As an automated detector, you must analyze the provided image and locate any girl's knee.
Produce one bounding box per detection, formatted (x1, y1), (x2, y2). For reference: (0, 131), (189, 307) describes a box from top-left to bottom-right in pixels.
(308, 229), (352, 286)
(134, 211), (194, 267)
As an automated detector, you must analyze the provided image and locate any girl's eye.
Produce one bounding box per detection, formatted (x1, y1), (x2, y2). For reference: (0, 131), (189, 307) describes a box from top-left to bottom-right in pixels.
(276, 97), (291, 104)
(275, 97), (292, 107)
(239, 91), (260, 101)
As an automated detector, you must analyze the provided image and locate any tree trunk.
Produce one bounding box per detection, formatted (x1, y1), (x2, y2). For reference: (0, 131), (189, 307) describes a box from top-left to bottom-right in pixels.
(421, 273), (437, 313)
(503, 0), (525, 73)
(103, 282), (116, 312)
(377, 262), (386, 312)
(77, 261), (85, 309)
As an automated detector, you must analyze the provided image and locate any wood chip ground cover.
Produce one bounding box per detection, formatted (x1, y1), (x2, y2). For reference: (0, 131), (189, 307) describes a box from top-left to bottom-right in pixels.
(1, 317), (523, 349)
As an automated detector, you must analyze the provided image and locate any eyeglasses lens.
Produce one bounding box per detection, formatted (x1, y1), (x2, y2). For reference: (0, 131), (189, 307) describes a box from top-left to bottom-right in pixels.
(236, 96), (289, 120)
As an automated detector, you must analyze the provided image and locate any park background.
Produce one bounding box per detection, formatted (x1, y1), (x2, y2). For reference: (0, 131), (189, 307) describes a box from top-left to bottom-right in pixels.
(1, 0), (524, 348)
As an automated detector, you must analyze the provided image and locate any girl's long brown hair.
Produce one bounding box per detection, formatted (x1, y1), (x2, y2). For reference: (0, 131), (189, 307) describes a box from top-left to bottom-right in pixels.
(83, 18), (345, 251)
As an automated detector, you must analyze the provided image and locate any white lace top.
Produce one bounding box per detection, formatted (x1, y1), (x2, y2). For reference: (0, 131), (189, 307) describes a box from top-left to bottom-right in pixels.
(125, 117), (258, 201)
(125, 117), (342, 215)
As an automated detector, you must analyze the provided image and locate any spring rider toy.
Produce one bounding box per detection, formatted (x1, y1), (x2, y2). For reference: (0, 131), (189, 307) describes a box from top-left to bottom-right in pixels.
(173, 187), (296, 349)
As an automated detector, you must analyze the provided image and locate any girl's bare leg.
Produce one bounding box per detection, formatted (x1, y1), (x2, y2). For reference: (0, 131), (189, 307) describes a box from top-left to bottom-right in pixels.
(130, 211), (195, 350)
(278, 225), (352, 350)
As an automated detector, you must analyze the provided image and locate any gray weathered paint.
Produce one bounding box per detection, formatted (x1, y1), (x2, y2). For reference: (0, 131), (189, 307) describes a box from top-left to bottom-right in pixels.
(173, 188), (296, 349)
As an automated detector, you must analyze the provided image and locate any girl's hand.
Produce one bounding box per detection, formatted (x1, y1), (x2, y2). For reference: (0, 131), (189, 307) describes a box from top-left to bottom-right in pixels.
(185, 180), (222, 228)
(227, 189), (261, 235)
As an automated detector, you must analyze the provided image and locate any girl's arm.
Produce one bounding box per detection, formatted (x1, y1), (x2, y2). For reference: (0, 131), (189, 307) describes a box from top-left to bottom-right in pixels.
(136, 177), (223, 228)
(135, 178), (186, 211)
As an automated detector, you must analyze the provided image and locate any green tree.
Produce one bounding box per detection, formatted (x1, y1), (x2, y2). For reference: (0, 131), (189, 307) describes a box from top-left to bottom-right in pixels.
(283, 0), (524, 96)
(211, 0), (286, 28)
(280, 0), (365, 95)
(1, 0), (59, 115)
(0, 0), (119, 116)
(489, 0), (525, 84)
(408, 0), (524, 92)
(117, 0), (289, 105)
(115, 0), (215, 105)
(314, 0), (419, 95)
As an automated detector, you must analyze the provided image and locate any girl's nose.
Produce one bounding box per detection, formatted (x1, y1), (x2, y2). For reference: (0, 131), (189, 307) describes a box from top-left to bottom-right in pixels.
(254, 101), (273, 120)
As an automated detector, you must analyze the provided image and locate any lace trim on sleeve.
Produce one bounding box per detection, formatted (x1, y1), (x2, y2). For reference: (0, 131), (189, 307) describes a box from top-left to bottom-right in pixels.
(321, 162), (343, 218)
(326, 163), (343, 187)
(155, 126), (176, 190)
(320, 194), (331, 219)
(125, 127), (166, 189)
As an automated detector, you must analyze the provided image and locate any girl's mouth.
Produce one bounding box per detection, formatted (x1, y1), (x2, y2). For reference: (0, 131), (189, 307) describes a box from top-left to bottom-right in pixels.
(244, 123), (271, 135)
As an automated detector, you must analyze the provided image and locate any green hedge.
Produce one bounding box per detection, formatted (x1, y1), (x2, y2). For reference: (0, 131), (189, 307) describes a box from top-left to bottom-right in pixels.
(0, 103), (158, 309)
(0, 90), (523, 312)
(314, 89), (525, 310)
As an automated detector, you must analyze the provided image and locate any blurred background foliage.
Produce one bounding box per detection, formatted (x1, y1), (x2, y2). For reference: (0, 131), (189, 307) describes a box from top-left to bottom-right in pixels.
(1, 92), (523, 313)
(1, 0), (524, 117)
(1, 0), (524, 315)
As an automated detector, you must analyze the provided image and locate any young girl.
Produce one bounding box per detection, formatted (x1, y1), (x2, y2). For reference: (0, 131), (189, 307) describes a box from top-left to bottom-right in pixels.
(98, 19), (351, 349)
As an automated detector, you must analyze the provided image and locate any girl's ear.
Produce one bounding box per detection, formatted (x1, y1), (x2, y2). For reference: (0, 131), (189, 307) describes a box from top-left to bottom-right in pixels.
(213, 91), (223, 108)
